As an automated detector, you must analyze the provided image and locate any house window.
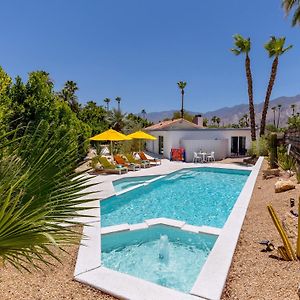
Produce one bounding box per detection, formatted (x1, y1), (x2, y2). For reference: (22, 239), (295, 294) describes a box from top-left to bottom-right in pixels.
(158, 136), (164, 155)
(231, 136), (246, 155)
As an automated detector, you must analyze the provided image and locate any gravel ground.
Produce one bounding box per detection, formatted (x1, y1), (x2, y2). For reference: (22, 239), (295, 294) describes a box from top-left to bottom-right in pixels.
(222, 159), (300, 300)
(1, 159), (299, 300)
(0, 227), (115, 300)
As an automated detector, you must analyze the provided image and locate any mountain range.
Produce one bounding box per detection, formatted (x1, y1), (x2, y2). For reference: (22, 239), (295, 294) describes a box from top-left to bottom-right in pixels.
(142, 95), (300, 126)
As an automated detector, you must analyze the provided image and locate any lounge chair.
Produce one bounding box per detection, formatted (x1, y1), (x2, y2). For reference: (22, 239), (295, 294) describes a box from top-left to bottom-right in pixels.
(125, 153), (150, 168)
(93, 156), (128, 175)
(114, 155), (141, 171)
(138, 151), (161, 165)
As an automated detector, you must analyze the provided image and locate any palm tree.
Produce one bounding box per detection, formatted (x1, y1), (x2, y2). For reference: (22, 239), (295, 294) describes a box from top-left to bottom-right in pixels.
(282, 0), (300, 26)
(277, 104), (282, 128)
(271, 106), (277, 126)
(0, 122), (94, 270)
(115, 96), (121, 112)
(60, 80), (79, 113)
(231, 34), (256, 141)
(211, 116), (217, 126)
(141, 109), (147, 119)
(106, 108), (129, 132)
(104, 98), (111, 111)
(260, 37), (292, 136)
(239, 114), (249, 128)
(216, 117), (221, 127)
(177, 81), (187, 119)
(291, 104), (296, 116)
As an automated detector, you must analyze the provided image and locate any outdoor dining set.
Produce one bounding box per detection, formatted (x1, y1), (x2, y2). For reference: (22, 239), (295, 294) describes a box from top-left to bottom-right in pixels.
(192, 150), (215, 163)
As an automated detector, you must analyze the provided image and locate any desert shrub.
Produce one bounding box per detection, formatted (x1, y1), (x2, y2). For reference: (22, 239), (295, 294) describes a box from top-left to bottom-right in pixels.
(277, 145), (296, 171)
(247, 137), (269, 157)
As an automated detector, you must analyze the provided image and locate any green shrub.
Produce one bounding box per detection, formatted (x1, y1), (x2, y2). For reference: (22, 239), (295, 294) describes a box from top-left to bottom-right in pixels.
(247, 137), (269, 157)
(277, 145), (296, 171)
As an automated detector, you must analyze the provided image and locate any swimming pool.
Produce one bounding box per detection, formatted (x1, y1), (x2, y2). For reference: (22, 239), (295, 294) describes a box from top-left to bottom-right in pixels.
(101, 167), (250, 228)
(102, 225), (217, 293)
(113, 175), (158, 193)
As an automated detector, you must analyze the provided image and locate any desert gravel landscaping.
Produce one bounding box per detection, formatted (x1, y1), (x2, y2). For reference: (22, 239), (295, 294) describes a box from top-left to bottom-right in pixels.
(223, 159), (300, 300)
(1, 159), (299, 300)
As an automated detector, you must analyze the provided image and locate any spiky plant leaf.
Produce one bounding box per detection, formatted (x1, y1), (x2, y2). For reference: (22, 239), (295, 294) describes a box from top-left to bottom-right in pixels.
(0, 121), (98, 270)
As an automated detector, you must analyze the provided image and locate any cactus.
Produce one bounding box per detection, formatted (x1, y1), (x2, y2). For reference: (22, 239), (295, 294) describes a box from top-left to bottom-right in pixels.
(269, 133), (278, 169)
(267, 205), (296, 261)
(297, 197), (300, 259)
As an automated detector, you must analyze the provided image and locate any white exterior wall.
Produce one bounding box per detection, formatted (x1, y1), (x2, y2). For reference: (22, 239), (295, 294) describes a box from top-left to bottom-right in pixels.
(146, 129), (251, 161)
(181, 139), (228, 161)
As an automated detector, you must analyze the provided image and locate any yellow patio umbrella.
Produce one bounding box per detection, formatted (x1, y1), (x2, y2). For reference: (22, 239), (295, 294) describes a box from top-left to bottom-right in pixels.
(127, 130), (157, 151)
(90, 129), (131, 154)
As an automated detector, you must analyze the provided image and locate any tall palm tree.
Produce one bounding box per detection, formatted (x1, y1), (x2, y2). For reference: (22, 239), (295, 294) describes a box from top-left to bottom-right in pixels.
(115, 96), (121, 112)
(216, 117), (221, 127)
(260, 37), (292, 136)
(271, 106), (277, 126)
(277, 104), (282, 128)
(104, 98), (111, 111)
(282, 0), (300, 26)
(291, 104), (296, 116)
(231, 34), (256, 141)
(0, 122), (94, 270)
(177, 81), (187, 119)
(141, 109), (147, 119)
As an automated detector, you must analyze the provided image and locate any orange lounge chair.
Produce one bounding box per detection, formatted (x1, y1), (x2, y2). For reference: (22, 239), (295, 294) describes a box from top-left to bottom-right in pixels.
(114, 155), (141, 171)
(138, 152), (161, 165)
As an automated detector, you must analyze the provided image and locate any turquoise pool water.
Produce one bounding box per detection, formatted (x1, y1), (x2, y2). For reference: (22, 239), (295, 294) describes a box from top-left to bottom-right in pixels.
(101, 167), (250, 228)
(102, 225), (217, 293)
(113, 175), (158, 193)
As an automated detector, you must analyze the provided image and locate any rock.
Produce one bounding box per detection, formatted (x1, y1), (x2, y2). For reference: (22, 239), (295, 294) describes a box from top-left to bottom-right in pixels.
(263, 168), (280, 179)
(257, 186), (262, 189)
(275, 179), (296, 193)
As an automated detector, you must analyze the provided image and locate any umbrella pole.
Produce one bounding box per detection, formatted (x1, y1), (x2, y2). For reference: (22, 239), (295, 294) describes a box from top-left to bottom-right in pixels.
(110, 140), (113, 155)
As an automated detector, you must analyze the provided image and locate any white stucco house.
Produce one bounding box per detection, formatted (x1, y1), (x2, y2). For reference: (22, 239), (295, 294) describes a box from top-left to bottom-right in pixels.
(144, 116), (252, 162)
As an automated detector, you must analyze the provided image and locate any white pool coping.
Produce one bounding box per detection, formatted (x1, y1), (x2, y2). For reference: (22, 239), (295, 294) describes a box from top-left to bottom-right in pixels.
(74, 158), (263, 300)
(191, 156), (264, 300)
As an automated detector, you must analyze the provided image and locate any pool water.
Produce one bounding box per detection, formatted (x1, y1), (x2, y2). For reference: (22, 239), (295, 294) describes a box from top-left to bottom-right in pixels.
(113, 175), (158, 193)
(101, 225), (217, 293)
(101, 167), (250, 228)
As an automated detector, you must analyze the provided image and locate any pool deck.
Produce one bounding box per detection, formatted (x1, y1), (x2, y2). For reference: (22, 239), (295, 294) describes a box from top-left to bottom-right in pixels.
(74, 158), (263, 300)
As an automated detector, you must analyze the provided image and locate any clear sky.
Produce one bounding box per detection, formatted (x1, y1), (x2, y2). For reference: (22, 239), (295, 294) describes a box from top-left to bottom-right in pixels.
(1, 0), (299, 114)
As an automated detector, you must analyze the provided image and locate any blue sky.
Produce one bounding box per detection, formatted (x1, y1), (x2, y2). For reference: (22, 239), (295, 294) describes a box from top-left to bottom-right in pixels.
(1, 0), (299, 113)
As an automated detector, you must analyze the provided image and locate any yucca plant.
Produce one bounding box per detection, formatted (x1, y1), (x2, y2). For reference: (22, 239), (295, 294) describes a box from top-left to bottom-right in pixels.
(0, 121), (96, 271)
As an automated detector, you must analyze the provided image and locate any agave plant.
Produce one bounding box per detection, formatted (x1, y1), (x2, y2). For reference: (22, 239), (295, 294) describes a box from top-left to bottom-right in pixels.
(0, 121), (96, 271)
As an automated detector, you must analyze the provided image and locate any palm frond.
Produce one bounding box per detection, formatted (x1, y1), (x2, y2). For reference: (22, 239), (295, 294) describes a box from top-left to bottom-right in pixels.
(0, 121), (98, 270)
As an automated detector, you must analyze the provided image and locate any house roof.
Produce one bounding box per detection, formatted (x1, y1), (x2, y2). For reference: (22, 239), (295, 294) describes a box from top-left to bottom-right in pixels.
(144, 118), (252, 131)
(144, 118), (202, 131)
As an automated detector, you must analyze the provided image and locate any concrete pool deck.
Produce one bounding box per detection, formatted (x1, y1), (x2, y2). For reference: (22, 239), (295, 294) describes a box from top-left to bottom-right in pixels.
(74, 157), (264, 300)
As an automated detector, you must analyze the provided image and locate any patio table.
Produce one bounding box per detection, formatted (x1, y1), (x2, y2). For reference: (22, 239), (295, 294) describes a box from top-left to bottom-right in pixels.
(197, 152), (207, 162)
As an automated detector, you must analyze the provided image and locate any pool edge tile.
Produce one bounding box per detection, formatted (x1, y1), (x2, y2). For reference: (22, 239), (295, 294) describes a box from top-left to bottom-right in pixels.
(101, 223), (130, 235)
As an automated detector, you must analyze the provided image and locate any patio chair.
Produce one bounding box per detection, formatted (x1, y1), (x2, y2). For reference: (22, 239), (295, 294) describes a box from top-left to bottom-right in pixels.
(125, 153), (150, 168)
(193, 152), (202, 163)
(97, 156), (128, 175)
(138, 151), (161, 165)
(206, 151), (215, 162)
(114, 154), (141, 171)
